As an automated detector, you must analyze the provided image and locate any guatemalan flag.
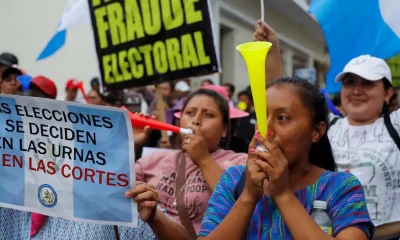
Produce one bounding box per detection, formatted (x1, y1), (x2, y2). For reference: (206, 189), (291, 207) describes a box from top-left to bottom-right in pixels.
(37, 0), (90, 60)
(309, 0), (400, 93)
(0, 95), (137, 227)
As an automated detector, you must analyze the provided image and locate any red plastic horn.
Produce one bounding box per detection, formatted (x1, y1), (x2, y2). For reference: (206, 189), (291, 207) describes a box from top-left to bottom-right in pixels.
(76, 81), (88, 103)
(121, 106), (193, 134)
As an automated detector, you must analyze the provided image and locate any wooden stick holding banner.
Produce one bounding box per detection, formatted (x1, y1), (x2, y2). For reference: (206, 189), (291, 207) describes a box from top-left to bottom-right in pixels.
(155, 88), (171, 146)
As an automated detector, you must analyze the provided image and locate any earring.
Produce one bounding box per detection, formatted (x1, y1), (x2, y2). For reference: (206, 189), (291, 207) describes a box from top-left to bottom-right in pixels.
(385, 100), (390, 105)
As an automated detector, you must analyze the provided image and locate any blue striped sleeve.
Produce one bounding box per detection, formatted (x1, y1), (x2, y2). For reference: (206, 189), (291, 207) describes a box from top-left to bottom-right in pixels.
(326, 172), (375, 239)
(198, 165), (245, 237)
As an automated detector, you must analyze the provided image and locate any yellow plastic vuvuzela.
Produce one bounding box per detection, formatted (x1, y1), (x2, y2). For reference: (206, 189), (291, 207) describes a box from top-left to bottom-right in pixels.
(236, 41), (272, 138)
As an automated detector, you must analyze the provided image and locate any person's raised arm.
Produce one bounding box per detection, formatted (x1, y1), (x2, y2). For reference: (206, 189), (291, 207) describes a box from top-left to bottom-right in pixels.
(253, 20), (284, 83)
(126, 182), (190, 240)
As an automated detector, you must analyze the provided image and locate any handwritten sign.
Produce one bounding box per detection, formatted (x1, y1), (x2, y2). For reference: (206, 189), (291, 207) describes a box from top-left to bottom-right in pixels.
(0, 94), (137, 227)
(88, 0), (220, 89)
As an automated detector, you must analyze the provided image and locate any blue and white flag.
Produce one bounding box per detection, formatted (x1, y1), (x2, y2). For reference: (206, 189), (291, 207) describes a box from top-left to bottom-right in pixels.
(37, 0), (90, 60)
(309, 0), (400, 93)
(0, 94), (137, 227)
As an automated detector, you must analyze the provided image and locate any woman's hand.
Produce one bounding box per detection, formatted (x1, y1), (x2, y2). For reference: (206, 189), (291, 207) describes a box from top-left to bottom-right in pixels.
(132, 113), (154, 150)
(181, 126), (210, 166)
(253, 20), (280, 52)
(252, 131), (291, 200)
(125, 182), (158, 223)
(242, 135), (269, 202)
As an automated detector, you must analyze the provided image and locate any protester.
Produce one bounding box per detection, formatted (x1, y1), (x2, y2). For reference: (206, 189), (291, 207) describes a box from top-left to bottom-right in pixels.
(20, 75), (57, 99)
(255, 20), (399, 239)
(91, 77), (100, 91)
(0, 65), (23, 95)
(135, 85), (248, 237)
(103, 91), (122, 107)
(222, 83), (235, 102)
(230, 90), (256, 153)
(87, 88), (104, 105)
(201, 79), (214, 87)
(64, 79), (79, 102)
(4, 76), (190, 240)
(0, 52), (18, 78)
(123, 88), (148, 113)
(174, 80), (191, 99)
(198, 77), (374, 239)
(149, 82), (174, 115)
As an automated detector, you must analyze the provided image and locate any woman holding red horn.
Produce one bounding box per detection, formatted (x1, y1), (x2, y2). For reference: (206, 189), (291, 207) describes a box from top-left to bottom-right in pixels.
(135, 85), (249, 239)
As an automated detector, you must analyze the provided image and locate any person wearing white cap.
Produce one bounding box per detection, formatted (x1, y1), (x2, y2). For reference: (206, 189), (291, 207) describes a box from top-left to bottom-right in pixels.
(174, 80), (191, 98)
(255, 21), (400, 239)
(328, 55), (400, 239)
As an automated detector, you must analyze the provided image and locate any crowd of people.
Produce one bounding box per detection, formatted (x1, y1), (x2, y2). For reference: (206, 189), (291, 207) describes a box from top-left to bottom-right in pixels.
(0, 19), (399, 239)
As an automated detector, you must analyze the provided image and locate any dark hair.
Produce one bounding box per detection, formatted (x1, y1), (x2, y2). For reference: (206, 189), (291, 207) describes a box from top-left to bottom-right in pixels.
(20, 84), (51, 99)
(238, 90), (253, 103)
(181, 88), (230, 149)
(223, 83), (235, 95)
(267, 77), (337, 172)
(88, 89), (104, 100)
(91, 77), (100, 87)
(201, 79), (214, 85)
(155, 81), (174, 91)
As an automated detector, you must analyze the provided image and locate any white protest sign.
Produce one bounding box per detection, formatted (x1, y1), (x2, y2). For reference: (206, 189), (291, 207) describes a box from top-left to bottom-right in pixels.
(0, 94), (137, 227)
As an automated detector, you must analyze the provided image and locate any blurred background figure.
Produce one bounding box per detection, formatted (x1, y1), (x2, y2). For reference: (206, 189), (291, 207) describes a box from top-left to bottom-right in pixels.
(87, 89), (104, 105)
(64, 79), (79, 102)
(103, 91), (122, 108)
(201, 79), (214, 87)
(90, 77), (100, 91)
(174, 80), (191, 99)
(222, 83), (235, 103)
(1, 65), (23, 95)
(230, 90), (256, 153)
(20, 75), (57, 99)
(122, 89), (147, 113)
(149, 82), (174, 115)
(0, 52), (18, 78)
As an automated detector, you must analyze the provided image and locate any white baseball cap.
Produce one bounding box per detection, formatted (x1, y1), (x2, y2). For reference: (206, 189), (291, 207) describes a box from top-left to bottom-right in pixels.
(175, 81), (190, 92)
(335, 55), (392, 84)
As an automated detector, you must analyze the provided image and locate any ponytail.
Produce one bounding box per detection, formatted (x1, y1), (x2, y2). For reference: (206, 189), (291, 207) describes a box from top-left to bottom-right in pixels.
(309, 134), (337, 172)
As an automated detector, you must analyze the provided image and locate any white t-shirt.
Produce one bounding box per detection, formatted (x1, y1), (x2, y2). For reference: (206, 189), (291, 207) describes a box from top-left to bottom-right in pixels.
(328, 110), (400, 226)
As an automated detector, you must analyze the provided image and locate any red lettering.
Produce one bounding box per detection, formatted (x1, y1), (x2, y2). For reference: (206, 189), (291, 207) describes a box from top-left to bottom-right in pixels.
(84, 168), (96, 183)
(37, 160), (46, 173)
(46, 161), (56, 175)
(72, 166), (83, 180)
(61, 164), (71, 178)
(96, 170), (106, 184)
(29, 157), (36, 171)
(13, 155), (23, 168)
(117, 174), (129, 187)
(2, 154), (11, 167)
(106, 172), (117, 186)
